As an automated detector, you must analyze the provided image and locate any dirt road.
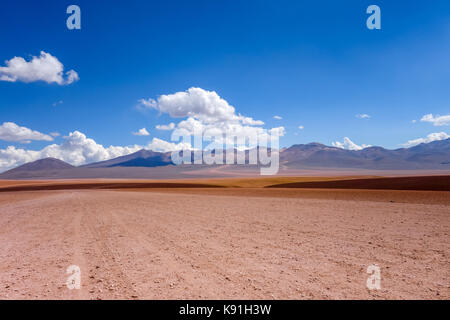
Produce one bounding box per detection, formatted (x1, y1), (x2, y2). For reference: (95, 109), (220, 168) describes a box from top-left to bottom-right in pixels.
(0, 189), (448, 299)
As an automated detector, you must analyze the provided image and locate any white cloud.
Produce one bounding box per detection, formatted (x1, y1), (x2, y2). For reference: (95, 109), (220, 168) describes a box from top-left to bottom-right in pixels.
(356, 114), (371, 119)
(273, 115), (282, 120)
(0, 146), (42, 172)
(298, 125), (304, 130)
(0, 51), (79, 85)
(52, 100), (63, 107)
(139, 87), (284, 148)
(269, 127), (286, 137)
(173, 116), (284, 148)
(420, 114), (450, 126)
(132, 128), (150, 136)
(42, 131), (142, 166)
(137, 98), (156, 110)
(156, 123), (175, 131)
(146, 137), (192, 152)
(0, 131), (142, 172)
(0, 130), (199, 172)
(139, 87), (264, 125)
(332, 137), (371, 151)
(0, 122), (53, 142)
(50, 132), (60, 137)
(65, 70), (79, 84)
(402, 132), (450, 147)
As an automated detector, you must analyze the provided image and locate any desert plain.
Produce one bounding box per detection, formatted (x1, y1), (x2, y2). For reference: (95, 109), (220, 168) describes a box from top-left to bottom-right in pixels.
(0, 175), (449, 300)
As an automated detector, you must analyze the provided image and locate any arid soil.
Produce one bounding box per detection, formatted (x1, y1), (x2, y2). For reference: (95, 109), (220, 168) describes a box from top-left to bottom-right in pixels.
(268, 175), (450, 191)
(0, 174), (448, 191)
(0, 176), (372, 190)
(0, 186), (448, 300)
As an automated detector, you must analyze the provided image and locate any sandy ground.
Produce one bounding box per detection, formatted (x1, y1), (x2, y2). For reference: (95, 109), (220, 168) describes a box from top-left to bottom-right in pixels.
(0, 188), (448, 300)
(0, 176), (375, 189)
(1, 175), (448, 192)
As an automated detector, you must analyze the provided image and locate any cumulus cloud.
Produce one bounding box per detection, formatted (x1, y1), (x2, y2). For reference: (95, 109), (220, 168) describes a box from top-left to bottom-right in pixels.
(146, 137), (192, 152)
(137, 98), (156, 110)
(273, 115), (282, 120)
(0, 131), (142, 172)
(402, 132), (450, 147)
(0, 130), (198, 172)
(132, 128), (150, 136)
(356, 114), (371, 119)
(420, 114), (450, 126)
(0, 51), (79, 85)
(138, 87), (284, 148)
(0, 146), (42, 172)
(298, 125), (304, 130)
(41, 131), (142, 166)
(65, 70), (79, 84)
(173, 117), (284, 148)
(156, 123), (176, 131)
(332, 137), (371, 151)
(269, 127), (286, 137)
(139, 87), (264, 125)
(0, 122), (53, 142)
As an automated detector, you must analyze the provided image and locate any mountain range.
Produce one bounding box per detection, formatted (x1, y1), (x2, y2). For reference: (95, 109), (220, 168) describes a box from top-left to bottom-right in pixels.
(1, 139), (449, 179)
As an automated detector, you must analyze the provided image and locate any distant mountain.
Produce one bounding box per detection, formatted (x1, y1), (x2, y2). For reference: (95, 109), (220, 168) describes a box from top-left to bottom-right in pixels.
(3, 158), (74, 174)
(81, 149), (172, 168)
(0, 139), (449, 179)
(280, 139), (450, 170)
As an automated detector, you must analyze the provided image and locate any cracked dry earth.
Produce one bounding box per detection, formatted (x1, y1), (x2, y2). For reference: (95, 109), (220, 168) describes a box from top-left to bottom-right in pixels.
(0, 189), (448, 299)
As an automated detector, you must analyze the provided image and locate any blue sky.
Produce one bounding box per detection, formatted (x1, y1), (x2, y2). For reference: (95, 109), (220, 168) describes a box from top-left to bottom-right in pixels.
(0, 0), (449, 169)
